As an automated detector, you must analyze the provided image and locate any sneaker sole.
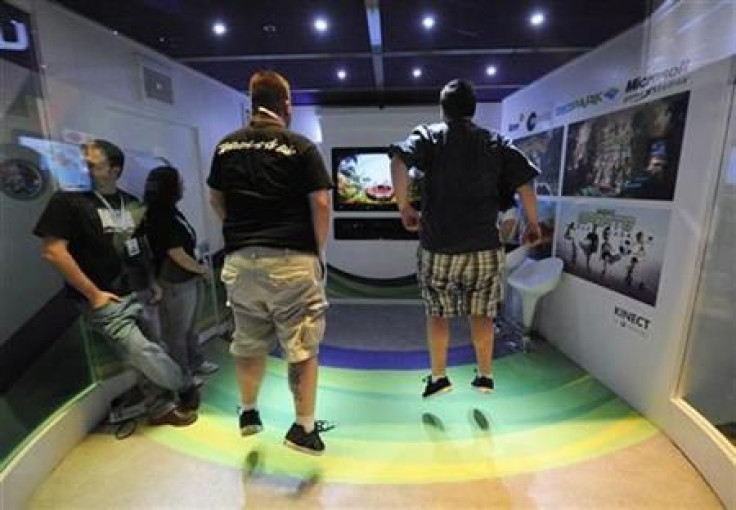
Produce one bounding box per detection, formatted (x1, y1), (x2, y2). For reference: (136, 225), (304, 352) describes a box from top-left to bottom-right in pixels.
(472, 386), (494, 394)
(422, 386), (453, 399)
(283, 439), (324, 456)
(241, 425), (264, 437)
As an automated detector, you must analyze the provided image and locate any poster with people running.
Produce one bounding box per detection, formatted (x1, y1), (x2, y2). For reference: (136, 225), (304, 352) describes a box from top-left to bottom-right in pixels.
(562, 91), (689, 201)
(555, 203), (671, 306)
(513, 127), (563, 197)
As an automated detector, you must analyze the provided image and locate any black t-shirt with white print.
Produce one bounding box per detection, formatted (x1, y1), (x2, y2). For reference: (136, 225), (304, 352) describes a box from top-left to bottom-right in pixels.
(207, 117), (333, 255)
(33, 190), (150, 301)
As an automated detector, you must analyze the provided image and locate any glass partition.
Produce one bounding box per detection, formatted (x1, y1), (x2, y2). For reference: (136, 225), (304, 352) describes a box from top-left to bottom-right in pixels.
(678, 97), (736, 449)
(0, 0), (230, 470)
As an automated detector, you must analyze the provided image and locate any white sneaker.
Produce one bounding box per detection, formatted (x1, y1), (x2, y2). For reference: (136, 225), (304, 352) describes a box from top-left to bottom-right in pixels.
(195, 361), (219, 375)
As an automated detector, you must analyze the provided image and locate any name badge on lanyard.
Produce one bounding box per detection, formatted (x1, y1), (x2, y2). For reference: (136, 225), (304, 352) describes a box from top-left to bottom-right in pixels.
(95, 192), (135, 233)
(125, 238), (141, 257)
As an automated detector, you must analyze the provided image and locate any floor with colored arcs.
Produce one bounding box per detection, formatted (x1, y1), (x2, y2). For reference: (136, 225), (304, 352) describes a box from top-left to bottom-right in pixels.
(29, 304), (721, 509)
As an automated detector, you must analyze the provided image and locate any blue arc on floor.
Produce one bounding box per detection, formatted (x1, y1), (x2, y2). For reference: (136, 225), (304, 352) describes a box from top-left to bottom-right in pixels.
(317, 343), (476, 370)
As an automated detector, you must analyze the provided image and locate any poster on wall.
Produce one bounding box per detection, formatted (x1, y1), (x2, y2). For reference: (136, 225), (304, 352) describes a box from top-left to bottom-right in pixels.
(562, 91), (690, 201)
(513, 127), (563, 196)
(556, 203), (671, 306)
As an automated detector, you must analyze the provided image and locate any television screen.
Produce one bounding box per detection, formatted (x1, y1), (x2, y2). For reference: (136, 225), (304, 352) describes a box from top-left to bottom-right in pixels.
(17, 136), (90, 191)
(332, 147), (421, 212)
(333, 147), (395, 211)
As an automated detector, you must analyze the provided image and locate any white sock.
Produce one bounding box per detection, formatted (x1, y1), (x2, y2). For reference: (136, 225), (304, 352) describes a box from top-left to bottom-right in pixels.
(431, 374), (446, 382)
(240, 403), (257, 413)
(296, 415), (315, 433)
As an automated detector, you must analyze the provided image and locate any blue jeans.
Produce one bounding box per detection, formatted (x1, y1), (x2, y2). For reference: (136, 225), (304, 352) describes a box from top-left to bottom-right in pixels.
(83, 294), (189, 418)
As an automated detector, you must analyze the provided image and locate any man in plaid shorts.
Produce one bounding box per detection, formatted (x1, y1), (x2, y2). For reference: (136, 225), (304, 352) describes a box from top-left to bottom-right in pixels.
(389, 79), (541, 398)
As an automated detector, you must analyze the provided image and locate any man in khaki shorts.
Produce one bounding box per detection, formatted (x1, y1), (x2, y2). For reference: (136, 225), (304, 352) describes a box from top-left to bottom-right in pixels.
(208, 71), (332, 454)
(389, 79), (541, 399)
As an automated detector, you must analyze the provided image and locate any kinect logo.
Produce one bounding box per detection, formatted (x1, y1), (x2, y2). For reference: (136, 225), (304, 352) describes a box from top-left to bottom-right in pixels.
(614, 306), (651, 338)
(0, 19), (29, 52)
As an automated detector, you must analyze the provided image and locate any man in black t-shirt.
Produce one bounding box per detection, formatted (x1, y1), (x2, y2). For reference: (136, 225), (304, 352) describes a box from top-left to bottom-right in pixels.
(34, 140), (199, 426)
(389, 79), (541, 399)
(208, 71), (333, 455)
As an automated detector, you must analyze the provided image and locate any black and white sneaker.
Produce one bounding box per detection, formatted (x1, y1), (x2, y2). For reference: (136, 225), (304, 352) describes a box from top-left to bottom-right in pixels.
(283, 423), (326, 455)
(422, 375), (453, 398)
(471, 374), (494, 394)
(239, 409), (263, 436)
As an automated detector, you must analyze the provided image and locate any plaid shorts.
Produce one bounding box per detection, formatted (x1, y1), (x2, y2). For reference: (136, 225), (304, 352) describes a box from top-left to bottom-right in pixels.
(417, 247), (504, 318)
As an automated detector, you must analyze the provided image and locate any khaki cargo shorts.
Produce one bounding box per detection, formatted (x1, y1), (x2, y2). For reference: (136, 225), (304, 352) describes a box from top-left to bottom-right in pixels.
(221, 246), (328, 363)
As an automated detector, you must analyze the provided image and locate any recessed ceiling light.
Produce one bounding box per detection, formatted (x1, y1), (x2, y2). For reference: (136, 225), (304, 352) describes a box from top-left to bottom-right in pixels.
(213, 21), (227, 36)
(529, 11), (545, 26)
(412, 67), (422, 78)
(486, 65), (497, 76)
(314, 17), (329, 32)
(337, 69), (347, 80)
(422, 15), (435, 30)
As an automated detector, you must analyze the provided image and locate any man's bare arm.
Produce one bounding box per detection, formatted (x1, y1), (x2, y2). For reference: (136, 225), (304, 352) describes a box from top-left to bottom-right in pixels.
(41, 237), (120, 308)
(517, 183), (541, 245)
(209, 189), (226, 221)
(308, 189), (331, 260)
(390, 156), (420, 231)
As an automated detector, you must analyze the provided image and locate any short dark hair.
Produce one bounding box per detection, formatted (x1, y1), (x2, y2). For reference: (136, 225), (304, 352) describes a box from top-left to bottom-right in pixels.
(440, 79), (476, 120)
(249, 70), (290, 113)
(90, 139), (125, 174)
(144, 165), (180, 208)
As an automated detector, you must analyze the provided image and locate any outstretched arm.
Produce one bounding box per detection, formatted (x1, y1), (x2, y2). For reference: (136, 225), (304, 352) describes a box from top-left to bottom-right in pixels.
(390, 156), (419, 232)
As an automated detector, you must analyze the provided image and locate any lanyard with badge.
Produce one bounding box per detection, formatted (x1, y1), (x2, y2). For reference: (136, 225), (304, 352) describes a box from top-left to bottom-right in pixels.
(94, 191), (140, 257)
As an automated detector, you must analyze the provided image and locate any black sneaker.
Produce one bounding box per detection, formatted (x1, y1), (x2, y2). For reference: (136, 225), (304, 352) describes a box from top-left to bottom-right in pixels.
(422, 375), (452, 398)
(283, 423), (325, 455)
(179, 384), (201, 411)
(471, 374), (494, 394)
(239, 409), (263, 436)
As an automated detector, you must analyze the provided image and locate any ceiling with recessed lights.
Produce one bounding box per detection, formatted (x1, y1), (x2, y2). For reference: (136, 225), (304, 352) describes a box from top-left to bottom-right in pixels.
(51, 0), (661, 106)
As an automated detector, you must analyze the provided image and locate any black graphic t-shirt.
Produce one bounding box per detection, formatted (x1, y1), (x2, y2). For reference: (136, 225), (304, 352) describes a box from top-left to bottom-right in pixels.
(145, 206), (199, 283)
(33, 190), (150, 301)
(208, 117), (333, 254)
(389, 119), (539, 254)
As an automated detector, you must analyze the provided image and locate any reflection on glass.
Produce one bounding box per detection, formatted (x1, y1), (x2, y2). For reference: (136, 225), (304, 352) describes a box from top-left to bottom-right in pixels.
(679, 147), (736, 448)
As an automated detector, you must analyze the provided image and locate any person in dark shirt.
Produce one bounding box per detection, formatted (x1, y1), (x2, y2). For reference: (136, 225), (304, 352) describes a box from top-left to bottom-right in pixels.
(144, 165), (218, 385)
(389, 79), (541, 399)
(34, 140), (199, 426)
(208, 71), (333, 455)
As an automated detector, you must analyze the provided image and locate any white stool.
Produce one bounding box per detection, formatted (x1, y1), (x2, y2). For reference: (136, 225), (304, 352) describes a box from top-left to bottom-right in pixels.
(504, 244), (529, 273)
(507, 257), (564, 351)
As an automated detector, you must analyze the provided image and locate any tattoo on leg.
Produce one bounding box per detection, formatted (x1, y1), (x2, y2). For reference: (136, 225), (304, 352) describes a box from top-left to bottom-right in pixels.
(288, 363), (303, 402)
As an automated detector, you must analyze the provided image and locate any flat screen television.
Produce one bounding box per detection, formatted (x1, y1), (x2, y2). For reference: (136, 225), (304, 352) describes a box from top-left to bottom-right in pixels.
(17, 135), (90, 191)
(332, 147), (420, 212)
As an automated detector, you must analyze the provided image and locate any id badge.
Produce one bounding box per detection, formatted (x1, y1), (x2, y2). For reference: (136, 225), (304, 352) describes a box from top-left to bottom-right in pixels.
(125, 238), (141, 257)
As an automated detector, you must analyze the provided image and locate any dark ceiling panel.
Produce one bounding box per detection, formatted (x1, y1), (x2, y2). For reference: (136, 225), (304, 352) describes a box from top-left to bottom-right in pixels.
(189, 57), (375, 93)
(381, 0), (649, 51)
(383, 52), (583, 89)
(50, 0), (653, 107)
